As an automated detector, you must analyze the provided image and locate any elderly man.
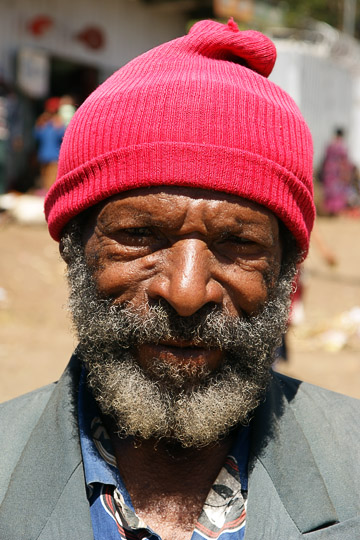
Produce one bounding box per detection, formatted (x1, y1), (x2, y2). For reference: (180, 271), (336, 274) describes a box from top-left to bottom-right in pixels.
(0, 19), (359, 540)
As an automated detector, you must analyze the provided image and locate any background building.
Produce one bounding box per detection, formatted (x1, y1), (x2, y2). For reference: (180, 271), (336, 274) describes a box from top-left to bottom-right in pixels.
(1, 0), (360, 188)
(0, 0), (209, 190)
(269, 24), (360, 171)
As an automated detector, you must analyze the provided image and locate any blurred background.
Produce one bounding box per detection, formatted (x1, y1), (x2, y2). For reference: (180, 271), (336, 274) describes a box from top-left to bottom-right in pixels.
(0, 0), (359, 401)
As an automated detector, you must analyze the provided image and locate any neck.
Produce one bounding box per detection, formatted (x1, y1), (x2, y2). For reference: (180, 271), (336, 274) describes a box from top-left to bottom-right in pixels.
(107, 423), (236, 540)
(107, 423), (235, 496)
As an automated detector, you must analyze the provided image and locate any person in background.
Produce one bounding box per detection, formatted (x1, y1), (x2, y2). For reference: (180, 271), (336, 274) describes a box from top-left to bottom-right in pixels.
(0, 76), (10, 194)
(58, 95), (76, 127)
(34, 97), (65, 192)
(320, 127), (353, 215)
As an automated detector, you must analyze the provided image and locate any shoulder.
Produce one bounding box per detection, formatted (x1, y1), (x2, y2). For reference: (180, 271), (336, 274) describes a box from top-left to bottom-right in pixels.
(250, 373), (360, 532)
(0, 383), (55, 422)
(0, 383), (56, 449)
(273, 372), (360, 519)
(274, 371), (360, 414)
(0, 383), (57, 504)
(0, 354), (81, 463)
(273, 371), (360, 455)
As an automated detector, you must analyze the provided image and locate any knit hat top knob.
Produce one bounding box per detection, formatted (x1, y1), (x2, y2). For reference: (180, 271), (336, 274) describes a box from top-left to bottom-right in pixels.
(45, 19), (314, 258)
(186, 19), (276, 78)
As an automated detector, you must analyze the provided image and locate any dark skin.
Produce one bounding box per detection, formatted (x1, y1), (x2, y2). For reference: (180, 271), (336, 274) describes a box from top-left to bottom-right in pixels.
(78, 186), (282, 540)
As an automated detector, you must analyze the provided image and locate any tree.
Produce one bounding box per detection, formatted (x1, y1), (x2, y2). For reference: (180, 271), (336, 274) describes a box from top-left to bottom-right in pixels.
(271, 0), (345, 32)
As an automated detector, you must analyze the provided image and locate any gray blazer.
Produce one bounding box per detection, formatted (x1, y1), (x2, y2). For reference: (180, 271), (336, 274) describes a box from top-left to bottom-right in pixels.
(0, 355), (359, 539)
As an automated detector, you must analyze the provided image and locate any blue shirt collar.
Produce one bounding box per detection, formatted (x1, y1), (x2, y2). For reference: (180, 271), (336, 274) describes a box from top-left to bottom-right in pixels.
(78, 370), (134, 508)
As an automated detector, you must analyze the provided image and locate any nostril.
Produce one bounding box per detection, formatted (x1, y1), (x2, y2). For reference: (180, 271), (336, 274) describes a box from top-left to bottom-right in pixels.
(147, 298), (221, 327)
(147, 241), (224, 316)
(147, 267), (224, 315)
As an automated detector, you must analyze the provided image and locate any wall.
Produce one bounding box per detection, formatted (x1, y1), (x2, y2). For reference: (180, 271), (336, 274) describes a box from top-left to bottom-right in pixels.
(0, 0), (189, 80)
(0, 0), (191, 191)
(270, 42), (356, 170)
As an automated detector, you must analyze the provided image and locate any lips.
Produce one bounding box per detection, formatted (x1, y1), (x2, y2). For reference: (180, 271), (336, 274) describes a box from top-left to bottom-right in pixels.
(135, 341), (224, 372)
(157, 338), (207, 349)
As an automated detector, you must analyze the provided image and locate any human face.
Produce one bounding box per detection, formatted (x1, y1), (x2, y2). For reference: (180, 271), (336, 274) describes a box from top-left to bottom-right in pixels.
(82, 187), (282, 376)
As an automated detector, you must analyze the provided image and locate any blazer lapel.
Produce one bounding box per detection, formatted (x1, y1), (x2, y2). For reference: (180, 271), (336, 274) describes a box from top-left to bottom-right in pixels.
(0, 355), (93, 540)
(245, 374), (338, 539)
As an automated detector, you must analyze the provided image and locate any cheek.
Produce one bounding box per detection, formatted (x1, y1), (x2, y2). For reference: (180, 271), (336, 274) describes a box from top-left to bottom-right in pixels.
(84, 231), (160, 303)
(221, 263), (278, 316)
(91, 258), (157, 304)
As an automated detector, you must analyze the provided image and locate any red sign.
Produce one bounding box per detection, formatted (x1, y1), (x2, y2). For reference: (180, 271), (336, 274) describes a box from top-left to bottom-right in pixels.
(27, 15), (54, 37)
(75, 27), (105, 50)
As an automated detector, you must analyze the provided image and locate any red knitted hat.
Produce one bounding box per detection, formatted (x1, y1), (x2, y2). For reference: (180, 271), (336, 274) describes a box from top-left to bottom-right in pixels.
(45, 19), (315, 256)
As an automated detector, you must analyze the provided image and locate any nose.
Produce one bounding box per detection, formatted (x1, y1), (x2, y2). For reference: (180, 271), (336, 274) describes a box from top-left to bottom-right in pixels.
(147, 239), (224, 317)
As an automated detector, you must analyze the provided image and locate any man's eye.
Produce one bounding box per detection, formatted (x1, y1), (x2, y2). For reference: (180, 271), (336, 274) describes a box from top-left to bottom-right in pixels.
(117, 227), (155, 246)
(224, 235), (254, 245)
(123, 227), (153, 237)
(218, 235), (263, 258)
(232, 237), (250, 243)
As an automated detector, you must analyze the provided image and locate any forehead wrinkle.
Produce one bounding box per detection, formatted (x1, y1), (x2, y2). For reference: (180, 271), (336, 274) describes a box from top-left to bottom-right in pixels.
(96, 190), (279, 241)
(100, 204), (152, 221)
(100, 198), (188, 226)
(97, 207), (166, 234)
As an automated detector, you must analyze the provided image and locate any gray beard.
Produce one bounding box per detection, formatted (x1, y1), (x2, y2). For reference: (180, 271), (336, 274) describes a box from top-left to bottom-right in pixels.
(63, 224), (296, 448)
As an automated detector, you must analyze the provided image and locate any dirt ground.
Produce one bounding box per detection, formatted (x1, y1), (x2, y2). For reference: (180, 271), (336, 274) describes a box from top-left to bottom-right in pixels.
(1, 214), (360, 403)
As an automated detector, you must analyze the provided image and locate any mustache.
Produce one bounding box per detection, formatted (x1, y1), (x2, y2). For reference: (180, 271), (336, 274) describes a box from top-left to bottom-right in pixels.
(81, 300), (241, 349)
(74, 295), (286, 362)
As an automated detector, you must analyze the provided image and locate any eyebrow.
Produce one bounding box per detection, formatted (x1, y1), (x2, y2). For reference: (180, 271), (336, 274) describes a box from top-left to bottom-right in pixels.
(100, 206), (173, 230)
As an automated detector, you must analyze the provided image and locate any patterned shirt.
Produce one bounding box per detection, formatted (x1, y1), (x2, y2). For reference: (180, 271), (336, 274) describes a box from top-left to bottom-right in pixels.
(78, 376), (250, 540)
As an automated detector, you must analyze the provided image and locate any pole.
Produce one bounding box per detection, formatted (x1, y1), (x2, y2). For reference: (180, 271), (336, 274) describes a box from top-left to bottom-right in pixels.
(343, 0), (356, 36)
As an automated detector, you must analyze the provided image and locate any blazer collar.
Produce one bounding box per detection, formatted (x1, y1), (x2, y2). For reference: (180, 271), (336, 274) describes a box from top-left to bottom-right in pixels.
(247, 373), (338, 535)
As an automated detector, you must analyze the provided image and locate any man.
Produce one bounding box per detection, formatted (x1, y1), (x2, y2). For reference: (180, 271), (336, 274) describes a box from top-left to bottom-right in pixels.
(0, 19), (359, 540)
